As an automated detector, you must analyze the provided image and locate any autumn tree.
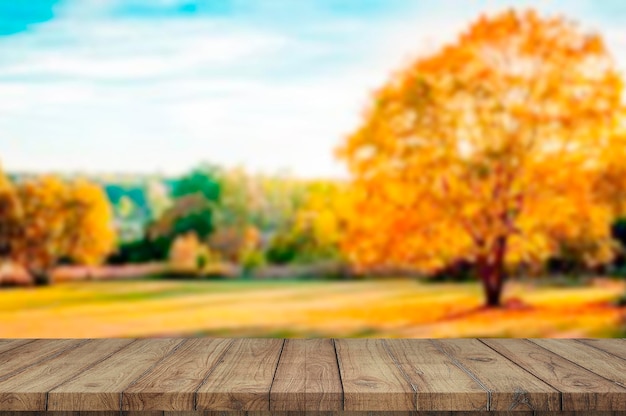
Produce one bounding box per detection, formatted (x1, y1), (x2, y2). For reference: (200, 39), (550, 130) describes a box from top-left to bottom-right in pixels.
(11, 176), (117, 283)
(266, 180), (350, 264)
(210, 167), (307, 264)
(0, 167), (21, 259)
(168, 232), (217, 273)
(212, 167), (309, 233)
(337, 9), (625, 307)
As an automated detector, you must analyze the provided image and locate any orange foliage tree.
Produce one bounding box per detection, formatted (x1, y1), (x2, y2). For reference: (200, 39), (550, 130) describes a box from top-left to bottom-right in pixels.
(337, 9), (626, 307)
(168, 232), (214, 272)
(0, 168), (21, 259)
(11, 176), (116, 283)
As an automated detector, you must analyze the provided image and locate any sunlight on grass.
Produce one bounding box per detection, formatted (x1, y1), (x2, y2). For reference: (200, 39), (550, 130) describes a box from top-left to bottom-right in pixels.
(0, 278), (623, 338)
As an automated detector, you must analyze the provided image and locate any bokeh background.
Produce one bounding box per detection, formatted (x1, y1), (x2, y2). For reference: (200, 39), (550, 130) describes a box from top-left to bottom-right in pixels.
(2, 0), (626, 338)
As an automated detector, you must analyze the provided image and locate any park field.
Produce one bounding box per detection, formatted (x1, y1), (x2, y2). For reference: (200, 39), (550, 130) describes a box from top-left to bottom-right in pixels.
(0, 277), (624, 338)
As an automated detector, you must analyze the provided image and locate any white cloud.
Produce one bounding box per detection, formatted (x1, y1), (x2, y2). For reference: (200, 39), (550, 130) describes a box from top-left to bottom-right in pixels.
(0, 1), (394, 177)
(2, 0), (625, 178)
(0, 17), (294, 81)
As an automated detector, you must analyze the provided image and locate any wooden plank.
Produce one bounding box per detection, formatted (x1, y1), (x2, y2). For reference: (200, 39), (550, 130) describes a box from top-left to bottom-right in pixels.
(165, 412), (214, 416)
(48, 338), (185, 411)
(264, 413), (449, 416)
(533, 413), (617, 416)
(0, 338), (133, 411)
(432, 339), (560, 412)
(576, 338), (626, 359)
(195, 338), (284, 411)
(455, 412), (614, 416)
(531, 339), (626, 387)
(0, 412), (613, 416)
(78, 413), (123, 416)
(47, 413), (162, 416)
(481, 338), (626, 411)
(1, 338), (625, 414)
(122, 338), (233, 411)
(0, 339), (35, 356)
(0, 412), (614, 416)
(335, 338), (415, 411)
(0, 412), (79, 416)
(383, 339), (488, 411)
(202, 412), (245, 416)
(124, 412), (163, 416)
(452, 412), (533, 416)
(0, 410), (608, 416)
(0, 339), (84, 381)
(270, 339), (343, 411)
(342, 411), (452, 416)
(163, 413), (615, 416)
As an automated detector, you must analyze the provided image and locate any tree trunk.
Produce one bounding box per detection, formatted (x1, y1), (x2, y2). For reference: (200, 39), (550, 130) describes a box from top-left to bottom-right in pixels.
(484, 273), (503, 307)
(477, 236), (507, 308)
(30, 269), (51, 286)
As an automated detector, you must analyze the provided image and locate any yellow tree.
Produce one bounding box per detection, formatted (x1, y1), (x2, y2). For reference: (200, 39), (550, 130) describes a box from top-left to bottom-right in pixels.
(293, 180), (351, 260)
(64, 178), (118, 265)
(0, 167), (21, 259)
(169, 232), (203, 272)
(12, 176), (116, 282)
(337, 9), (625, 307)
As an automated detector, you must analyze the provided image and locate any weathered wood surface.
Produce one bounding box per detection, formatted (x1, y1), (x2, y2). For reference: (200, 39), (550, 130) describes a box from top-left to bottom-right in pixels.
(0, 338), (624, 413)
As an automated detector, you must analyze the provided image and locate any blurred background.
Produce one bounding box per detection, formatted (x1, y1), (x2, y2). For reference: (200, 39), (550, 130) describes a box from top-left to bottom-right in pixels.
(1, 0), (626, 338)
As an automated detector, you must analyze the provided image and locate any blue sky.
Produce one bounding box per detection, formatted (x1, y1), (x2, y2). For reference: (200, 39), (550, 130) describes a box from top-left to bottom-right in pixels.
(1, 0), (625, 178)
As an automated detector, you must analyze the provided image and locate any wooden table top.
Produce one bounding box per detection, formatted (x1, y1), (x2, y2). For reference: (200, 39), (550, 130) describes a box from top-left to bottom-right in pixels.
(0, 338), (624, 413)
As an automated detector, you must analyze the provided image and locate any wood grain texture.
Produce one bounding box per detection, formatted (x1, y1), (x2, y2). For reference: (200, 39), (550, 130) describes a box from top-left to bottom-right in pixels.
(0, 412), (79, 416)
(0, 412), (621, 416)
(0, 339), (132, 411)
(0, 413), (622, 416)
(0, 339), (83, 382)
(270, 339), (343, 412)
(481, 338), (626, 411)
(124, 412), (163, 416)
(48, 338), (184, 411)
(0, 339), (35, 356)
(0, 338), (625, 413)
(576, 338), (626, 359)
(531, 339), (626, 387)
(432, 339), (560, 412)
(335, 339), (415, 411)
(195, 338), (284, 411)
(260, 413), (449, 416)
(123, 338), (233, 411)
(383, 339), (488, 411)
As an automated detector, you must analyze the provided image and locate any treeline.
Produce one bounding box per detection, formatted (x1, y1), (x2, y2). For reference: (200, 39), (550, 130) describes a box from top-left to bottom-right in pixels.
(4, 160), (626, 287)
(109, 164), (349, 274)
(5, 161), (626, 285)
(1, 163), (350, 284)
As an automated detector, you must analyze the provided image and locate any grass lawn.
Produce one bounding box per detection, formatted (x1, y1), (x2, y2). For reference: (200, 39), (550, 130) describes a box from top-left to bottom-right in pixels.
(0, 277), (624, 338)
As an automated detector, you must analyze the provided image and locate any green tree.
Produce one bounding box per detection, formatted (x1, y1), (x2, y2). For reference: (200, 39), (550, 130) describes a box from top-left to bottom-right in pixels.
(146, 165), (222, 255)
(172, 163), (221, 202)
